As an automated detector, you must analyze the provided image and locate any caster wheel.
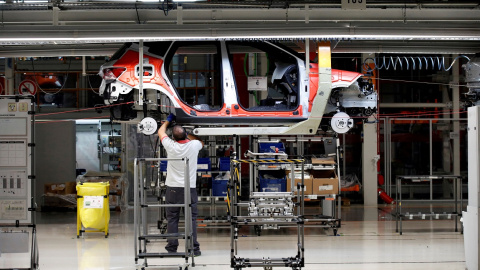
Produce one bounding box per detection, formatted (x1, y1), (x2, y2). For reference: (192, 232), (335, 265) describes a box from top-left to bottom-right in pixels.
(254, 225), (262, 236)
(333, 229), (338, 236)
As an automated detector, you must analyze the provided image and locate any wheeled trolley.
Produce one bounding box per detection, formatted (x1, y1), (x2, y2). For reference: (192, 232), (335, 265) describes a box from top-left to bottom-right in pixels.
(228, 158), (305, 270)
(76, 182), (110, 238)
(134, 157), (195, 270)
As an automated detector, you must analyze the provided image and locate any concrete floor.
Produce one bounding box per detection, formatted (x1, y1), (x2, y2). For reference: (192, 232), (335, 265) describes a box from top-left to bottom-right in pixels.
(0, 204), (466, 270)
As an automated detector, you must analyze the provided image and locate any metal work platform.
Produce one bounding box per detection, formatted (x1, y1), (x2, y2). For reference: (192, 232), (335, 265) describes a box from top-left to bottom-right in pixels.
(134, 157), (196, 270)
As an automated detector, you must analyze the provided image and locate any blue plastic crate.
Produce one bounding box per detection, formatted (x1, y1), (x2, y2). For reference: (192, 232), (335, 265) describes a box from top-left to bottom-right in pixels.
(259, 142), (285, 153)
(197, 158), (211, 171)
(258, 170), (286, 192)
(160, 161), (167, 172)
(162, 159), (211, 172)
(218, 157), (230, 171)
(259, 178), (286, 192)
(212, 179), (228, 196)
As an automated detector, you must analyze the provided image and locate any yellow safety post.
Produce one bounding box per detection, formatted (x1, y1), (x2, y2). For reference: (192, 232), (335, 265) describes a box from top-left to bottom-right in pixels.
(76, 182), (110, 238)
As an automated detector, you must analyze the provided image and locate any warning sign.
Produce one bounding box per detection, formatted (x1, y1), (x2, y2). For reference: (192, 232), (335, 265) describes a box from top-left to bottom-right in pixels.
(18, 80), (37, 96)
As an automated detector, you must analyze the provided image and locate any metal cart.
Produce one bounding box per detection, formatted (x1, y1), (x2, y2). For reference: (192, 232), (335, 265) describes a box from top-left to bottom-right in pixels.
(134, 157), (195, 270)
(228, 158), (305, 270)
(395, 175), (463, 235)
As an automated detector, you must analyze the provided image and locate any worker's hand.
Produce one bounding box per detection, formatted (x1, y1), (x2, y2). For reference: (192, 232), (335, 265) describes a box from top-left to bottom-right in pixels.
(166, 113), (176, 122)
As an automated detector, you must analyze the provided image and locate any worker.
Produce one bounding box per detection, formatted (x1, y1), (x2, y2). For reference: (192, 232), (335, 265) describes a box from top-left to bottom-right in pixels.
(158, 113), (203, 257)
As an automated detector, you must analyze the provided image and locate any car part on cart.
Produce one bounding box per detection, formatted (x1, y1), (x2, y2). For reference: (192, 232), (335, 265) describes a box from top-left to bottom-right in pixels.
(248, 192), (295, 229)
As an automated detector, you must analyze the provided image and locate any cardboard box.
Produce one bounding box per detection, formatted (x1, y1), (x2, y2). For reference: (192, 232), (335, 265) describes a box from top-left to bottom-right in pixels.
(311, 170), (339, 195)
(312, 178), (339, 195)
(311, 157), (336, 165)
(44, 183), (58, 194)
(82, 178), (123, 194)
(57, 182), (76, 195)
(286, 175), (312, 195)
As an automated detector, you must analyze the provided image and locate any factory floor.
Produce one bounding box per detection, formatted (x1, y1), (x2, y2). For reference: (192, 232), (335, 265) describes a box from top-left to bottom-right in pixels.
(0, 203), (466, 270)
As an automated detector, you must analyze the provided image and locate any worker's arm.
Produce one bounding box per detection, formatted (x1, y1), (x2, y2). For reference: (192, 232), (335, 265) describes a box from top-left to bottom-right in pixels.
(158, 113), (175, 139)
(187, 133), (204, 147)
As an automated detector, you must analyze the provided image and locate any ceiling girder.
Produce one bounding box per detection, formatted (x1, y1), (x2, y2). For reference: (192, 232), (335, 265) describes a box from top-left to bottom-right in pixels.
(0, 4), (479, 56)
(2, 7), (480, 25)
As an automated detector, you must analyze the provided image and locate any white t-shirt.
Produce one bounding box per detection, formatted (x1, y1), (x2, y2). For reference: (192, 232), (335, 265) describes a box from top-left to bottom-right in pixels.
(161, 136), (203, 188)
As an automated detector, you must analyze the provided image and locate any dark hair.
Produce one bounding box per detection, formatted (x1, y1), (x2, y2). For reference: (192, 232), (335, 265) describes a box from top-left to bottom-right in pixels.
(172, 125), (187, 141)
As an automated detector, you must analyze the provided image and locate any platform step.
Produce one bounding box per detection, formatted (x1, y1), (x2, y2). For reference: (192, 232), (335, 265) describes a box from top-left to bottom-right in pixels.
(138, 252), (187, 258)
(139, 233), (185, 240)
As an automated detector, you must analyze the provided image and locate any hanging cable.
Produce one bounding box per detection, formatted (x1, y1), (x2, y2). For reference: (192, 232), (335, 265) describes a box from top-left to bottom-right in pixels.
(30, 57), (72, 95)
(135, 2), (141, 24)
(85, 57), (100, 94)
(161, 0), (174, 16)
(362, 55), (470, 73)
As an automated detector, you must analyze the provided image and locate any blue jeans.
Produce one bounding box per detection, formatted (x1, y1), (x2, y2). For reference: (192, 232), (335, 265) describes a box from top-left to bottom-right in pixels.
(165, 186), (200, 252)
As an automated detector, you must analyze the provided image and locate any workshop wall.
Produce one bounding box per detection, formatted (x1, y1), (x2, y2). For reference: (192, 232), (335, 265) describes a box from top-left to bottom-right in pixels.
(35, 121), (76, 208)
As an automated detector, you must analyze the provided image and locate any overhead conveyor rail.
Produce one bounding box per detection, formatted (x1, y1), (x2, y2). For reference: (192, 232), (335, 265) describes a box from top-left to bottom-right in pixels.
(228, 158), (305, 270)
(134, 157), (195, 270)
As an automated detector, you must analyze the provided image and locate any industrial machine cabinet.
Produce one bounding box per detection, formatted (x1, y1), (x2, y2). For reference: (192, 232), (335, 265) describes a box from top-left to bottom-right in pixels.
(134, 157), (196, 270)
(0, 95), (38, 270)
(228, 158), (306, 270)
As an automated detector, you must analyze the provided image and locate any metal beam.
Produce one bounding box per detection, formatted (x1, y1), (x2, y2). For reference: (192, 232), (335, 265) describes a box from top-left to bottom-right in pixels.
(380, 102), (451, 108)
(193, 126), (289, 136)
(2, 7), (480, 25)
(0, 7), (478, 45)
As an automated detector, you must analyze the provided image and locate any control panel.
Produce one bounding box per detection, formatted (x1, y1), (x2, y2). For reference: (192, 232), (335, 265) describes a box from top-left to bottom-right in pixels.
(0, 170), (27, 197)
(0, 97), (32, 223)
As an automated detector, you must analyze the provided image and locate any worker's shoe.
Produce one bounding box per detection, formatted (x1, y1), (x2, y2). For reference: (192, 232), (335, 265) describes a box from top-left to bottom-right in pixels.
(165, 247), (177, 254)
(193, 250), (201, 257)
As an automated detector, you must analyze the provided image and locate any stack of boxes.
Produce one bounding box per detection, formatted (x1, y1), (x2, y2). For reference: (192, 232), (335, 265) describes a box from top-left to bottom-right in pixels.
(286, 157), (338, 196)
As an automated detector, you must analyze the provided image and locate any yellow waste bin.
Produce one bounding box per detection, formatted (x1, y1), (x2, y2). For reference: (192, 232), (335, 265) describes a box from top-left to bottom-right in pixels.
(76, 182), (110, 238)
